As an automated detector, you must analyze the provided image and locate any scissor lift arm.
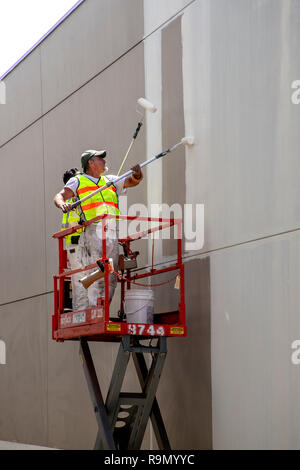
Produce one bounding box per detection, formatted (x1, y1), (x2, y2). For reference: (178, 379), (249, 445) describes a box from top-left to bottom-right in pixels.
(80, 335), (170, 450)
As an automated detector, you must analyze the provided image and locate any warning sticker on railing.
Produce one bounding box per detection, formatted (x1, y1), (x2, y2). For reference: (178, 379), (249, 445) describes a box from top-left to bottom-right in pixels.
(170, 327), (184, 335)
(106, 323), (121, 332)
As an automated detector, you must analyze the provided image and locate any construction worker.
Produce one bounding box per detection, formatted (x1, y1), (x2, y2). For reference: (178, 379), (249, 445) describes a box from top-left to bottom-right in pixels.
(61, 168), (86, 311)
(54, 150), (143, 306)
(61, 168), (81, 245)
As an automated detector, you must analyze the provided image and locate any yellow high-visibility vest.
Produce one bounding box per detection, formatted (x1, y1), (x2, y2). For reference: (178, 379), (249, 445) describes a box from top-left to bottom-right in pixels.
(61, 200), (83, 245)
(75, 174), (120, 222)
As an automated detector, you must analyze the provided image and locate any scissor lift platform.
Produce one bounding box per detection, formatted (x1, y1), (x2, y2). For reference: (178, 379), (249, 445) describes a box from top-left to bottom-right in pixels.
(52, 214), (186, 342)
(52, 214), (186, 449)
(54, 309), (186, 342)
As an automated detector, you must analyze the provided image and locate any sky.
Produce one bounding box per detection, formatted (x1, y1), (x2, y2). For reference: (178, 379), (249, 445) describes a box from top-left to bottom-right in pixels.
(0, 0), (83, 78)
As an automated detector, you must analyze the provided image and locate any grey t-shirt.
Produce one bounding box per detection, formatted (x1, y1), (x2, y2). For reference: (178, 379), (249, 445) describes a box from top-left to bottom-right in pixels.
(65, 173), (125, 196)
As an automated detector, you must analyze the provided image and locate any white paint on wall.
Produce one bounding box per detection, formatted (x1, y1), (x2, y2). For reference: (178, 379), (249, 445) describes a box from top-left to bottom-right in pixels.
(143, 29), (163, 264)
(143, 0), (207, 262)
(273, 0), (294, 226)
(181, 0), (211, 210)
(143, 0), (193, 37)
(0, 81), (6, 104)
(0, 340), (6, 365)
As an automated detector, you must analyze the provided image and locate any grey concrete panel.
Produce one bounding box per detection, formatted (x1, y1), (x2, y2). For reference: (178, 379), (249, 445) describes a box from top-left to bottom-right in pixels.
(0, 122), (46, 304)
(153, 258), (212, 449)
(41, 0), (144, 113)
(0, 441), (57, 449)
(0, 296), (48, 446)
(182, 0), (300, 252)
(47, 293), (109, 449)
(47, 304), (116, 448)
(43, 43), (146, 292)
(210, 231), (300, 449)
(0, 48), (42, 146)
(161, 17), (186, 257)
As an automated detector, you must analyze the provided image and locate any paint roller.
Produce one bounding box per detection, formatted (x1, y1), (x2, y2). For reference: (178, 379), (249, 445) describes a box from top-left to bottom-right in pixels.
(70, 136), (195, 210)
(137, 98), (157, 114)
(116, 97), (157, 176)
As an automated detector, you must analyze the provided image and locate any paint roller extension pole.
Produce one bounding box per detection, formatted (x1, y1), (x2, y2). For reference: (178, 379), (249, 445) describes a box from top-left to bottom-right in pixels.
(71, 136), (195, 210)
(117, 121), (143, 176)
(117, 98), (157, 176)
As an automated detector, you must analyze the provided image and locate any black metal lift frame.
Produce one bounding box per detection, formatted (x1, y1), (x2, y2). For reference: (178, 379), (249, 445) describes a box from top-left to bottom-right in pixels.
(79, 335), (171, 450)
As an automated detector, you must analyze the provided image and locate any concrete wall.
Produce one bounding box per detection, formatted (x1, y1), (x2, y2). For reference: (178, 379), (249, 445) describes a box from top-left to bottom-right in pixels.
(143, 0), (300, 449)
(0, 0), (147, 450)
(1, 0), (300, 450)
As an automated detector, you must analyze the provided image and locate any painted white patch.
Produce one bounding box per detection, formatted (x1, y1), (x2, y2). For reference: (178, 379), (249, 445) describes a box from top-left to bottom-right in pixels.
(0, 340), (6, 365)
(143, 0), (192, 37)
(182, 0), (211, 212)
(144, 0), (206, 262)
(143, 28), (163, 264)
(0, 81), (6, 104)
(225, 312), (231, 323)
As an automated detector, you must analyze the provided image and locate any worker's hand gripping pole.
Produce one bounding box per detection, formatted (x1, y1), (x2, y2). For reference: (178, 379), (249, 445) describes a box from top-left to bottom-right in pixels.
(71, 136), (194, 210)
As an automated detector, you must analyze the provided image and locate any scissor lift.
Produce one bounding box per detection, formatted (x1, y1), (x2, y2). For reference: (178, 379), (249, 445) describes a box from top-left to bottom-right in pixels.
(52, 214), (186, 450)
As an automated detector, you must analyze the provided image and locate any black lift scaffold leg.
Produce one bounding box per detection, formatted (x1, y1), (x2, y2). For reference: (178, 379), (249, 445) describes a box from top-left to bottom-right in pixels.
(79, 335), (170, 450)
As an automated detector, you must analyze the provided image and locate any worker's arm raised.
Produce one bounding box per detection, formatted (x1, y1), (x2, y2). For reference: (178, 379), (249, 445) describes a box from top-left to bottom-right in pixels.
(54, 187), (75, 212)
(124, 164), (144, 188)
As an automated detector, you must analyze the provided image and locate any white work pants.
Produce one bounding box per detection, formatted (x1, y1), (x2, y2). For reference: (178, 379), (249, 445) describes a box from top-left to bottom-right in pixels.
(80, 223), (119, 306)
(66, 243), (89, 311)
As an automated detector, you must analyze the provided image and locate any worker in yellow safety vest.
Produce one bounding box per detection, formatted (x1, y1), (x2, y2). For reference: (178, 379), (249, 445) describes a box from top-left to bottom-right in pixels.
(54, 150), (143, 306)
(60, 168), (87, 311)
(61, 168), (82, 246)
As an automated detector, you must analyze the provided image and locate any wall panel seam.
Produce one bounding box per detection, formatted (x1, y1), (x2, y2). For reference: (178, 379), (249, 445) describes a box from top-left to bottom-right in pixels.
(0, 291), (53, 308)
(0, 0), (197, 151)
(1, 224), (296, 306)
(0, 38), (144, 150)
(143, 0), (197, 40)
(140, 226), (300, 271)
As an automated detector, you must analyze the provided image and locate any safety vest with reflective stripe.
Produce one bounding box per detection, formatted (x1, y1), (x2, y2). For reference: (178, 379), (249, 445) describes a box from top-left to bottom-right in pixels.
(61, 200), (83, 245)
(76, 174), (120, 221)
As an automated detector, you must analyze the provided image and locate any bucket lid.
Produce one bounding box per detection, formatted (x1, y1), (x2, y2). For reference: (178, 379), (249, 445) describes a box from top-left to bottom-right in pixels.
(124, 289), (154, 300)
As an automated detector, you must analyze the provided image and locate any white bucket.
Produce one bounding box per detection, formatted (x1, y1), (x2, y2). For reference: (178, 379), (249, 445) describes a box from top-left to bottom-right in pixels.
(124, 289), (154, 324)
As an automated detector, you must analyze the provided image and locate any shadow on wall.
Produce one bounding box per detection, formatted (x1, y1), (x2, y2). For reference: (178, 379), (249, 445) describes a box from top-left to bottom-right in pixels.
(153, 257), (212, 450)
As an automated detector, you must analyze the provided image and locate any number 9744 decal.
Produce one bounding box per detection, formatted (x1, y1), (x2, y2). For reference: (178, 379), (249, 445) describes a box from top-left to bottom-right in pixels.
(127, 324), (165, 336)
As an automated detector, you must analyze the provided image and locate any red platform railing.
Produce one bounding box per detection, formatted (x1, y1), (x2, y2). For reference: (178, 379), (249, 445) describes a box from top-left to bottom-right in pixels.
(52, 214), (186, 341)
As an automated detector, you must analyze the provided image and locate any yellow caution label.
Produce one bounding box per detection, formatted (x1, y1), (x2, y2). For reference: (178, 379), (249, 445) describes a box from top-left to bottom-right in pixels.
(170, 327), (184, 335)
(106, 323), (121, 332)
